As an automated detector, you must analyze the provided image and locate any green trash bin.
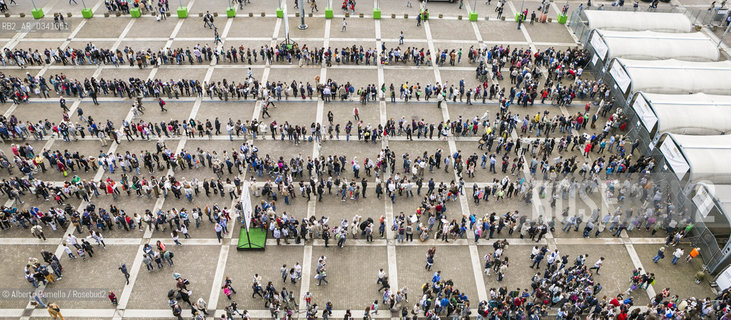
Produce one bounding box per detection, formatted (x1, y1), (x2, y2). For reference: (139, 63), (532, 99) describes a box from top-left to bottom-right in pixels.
(130, 7), (141, 17)
(325, 7), (333, 18)
(276, 7), (283, 18)
(31, 8), (44, 19)
(557, 13), (567, 24)
(469, 11), (478, 21)
(373, 8), (381, 19)
(514, 12), (522, 22)
(226, 7), (236, 18)
(82, 8), (93, 18)
(176, 6), (188, 18)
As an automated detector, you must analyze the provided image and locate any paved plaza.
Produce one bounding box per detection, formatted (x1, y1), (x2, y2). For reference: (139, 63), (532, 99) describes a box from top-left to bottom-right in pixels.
(0, 0), (723, 319)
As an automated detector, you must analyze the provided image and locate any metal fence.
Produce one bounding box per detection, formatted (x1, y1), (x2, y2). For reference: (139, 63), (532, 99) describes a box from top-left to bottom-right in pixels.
(644, 139), (730, 274)
(566, 2), (730, 275)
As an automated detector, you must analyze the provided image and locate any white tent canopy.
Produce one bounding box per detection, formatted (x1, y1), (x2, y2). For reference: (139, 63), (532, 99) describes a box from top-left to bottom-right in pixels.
(694, 183), (731, 222)
(631, 92), (731, 140)
(584, 10), (693, 33)
(658, 134), (731, 184)
(608, 59), (731, 97)
(589, 30), (719, 62)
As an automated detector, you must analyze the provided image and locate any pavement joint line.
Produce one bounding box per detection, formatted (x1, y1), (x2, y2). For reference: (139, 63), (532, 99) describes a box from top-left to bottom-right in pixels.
(34, 0), (104, 78)
(111, 19), (137, 52)
(298, 245), (313, 319)
(425, 16), (489, 303)
(299, 14), (330, 318)
(3, 0), (61, 51)
(507, 1), (538, 52)
(12, 36), (578, 47)
(550, 2), (581, 44)
(312, 17), (330, 159)
(205, 34), (244, 307)
(0, 179), (508, 190)
(622, 237), (658, 298)
(2, 102), (18, 118)
(19, 110), (109, 320)
(5, 60), (583, 73)
(0, 236), (674, 246)
(463, 1), (485, 44)
(377, 23), (396, 298)
(16, 305), (651, 318)
(113, 12), (199, 316)
(251, 17), (281, 121)
(0, 97), (585, 106)
(206, 196), (240, 312)
(164, 9), (192, 49)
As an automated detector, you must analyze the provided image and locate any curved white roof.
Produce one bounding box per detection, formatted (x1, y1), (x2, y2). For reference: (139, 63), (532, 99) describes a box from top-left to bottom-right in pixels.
(590, 30), (719, 62)
(610, 59), (731, 96)
(584, 10), (693, 32)
(660, 134), (731, 184)
(642, 93), (731, 107)
(631, 93), (731, 139)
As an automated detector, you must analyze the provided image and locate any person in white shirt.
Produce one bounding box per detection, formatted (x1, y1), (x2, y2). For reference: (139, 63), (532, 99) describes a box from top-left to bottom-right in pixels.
(589, 257), (604, 275)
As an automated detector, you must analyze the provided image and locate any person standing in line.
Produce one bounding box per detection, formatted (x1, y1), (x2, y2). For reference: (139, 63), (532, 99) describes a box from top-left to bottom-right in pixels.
(214, 222), (223, 243)
(672, 248), (684, 265)
(119, 263), (131, 285)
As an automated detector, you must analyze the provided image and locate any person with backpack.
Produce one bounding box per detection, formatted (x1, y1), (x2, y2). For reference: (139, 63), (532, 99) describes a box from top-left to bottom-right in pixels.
(158, 98), (167, 112)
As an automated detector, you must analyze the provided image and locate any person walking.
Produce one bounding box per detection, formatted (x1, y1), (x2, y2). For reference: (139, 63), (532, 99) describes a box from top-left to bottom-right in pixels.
(588, 257), (604, 275)
(159, 98), (167, 112)
(214, 222), (223, 243)
(686, 247), (701, 263)
(31, 224), (46, 240)
(47, 303), (64, 320)
(223, 276), (237, 294)
(59, 96), (69, 112)
(316, 268), (328, 286)
(652, 247), (665, 263)
(281, 264), (288, 282)
(341, 18), (347, 31)
(119, 263), (131, 285)
(377, 276), (390, 292)
(377, 269), (386, 285)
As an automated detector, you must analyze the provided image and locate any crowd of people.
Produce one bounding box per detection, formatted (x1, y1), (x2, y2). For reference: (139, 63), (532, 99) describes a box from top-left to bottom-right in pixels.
(0, 2), (727, 317)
